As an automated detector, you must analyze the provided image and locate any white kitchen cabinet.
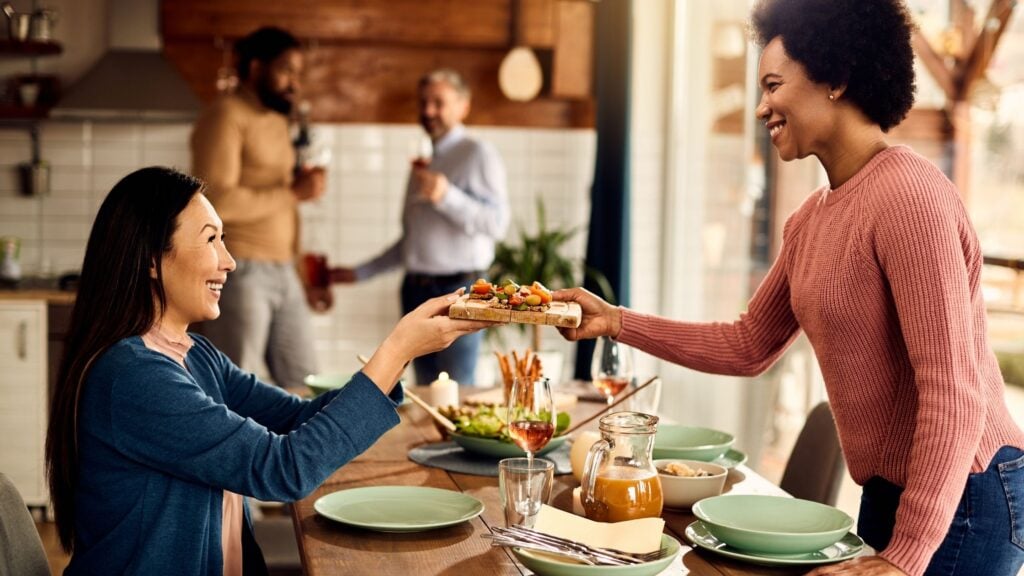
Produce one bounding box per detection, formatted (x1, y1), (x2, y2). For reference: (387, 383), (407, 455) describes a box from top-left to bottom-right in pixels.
(0, 300), (48, 506)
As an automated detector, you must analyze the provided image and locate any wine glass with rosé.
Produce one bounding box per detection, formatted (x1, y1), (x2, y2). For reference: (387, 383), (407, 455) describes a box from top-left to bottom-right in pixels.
(507, 377), (555, 465)
(591, 336), (635, 412)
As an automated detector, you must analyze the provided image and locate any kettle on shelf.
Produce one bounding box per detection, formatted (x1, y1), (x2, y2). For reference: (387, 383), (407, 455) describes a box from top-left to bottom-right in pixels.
(1, 3), (56, 42)
(2, 2), (31, 41)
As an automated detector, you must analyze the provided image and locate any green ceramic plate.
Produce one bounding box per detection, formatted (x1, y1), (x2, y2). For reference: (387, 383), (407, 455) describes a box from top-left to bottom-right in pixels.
(710, 448), (747, 469)
(450, 432), (568, 458)
(305, 373), (410, 404)
(512, 533), (681, 576)
(692, 495), (853, 554)
(686, 521), (865, 566)
(652, 425), (735, 461)
(313, 486), (484, 532)
(304, 373), (351, 397)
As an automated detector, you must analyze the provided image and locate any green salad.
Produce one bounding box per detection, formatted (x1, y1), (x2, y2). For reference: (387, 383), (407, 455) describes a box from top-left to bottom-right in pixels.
(437, 403), (570, 442)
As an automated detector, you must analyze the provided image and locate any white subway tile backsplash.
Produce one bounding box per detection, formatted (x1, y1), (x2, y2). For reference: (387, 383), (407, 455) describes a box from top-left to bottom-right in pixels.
(341, 125), (386, 150)
(500, 153), (527, 180)
(0, 218), (40, 240)
(49, 167), (92, 193)
(141, 124), (192, 145)
(40, 242), (86, 273)
(42, 218), (90, 242)
(27, 119), (598, 383)
(39, 122), (87, 142)
(41, 144), (88, 168)
(0, 197), (40, 217)
(382, 125), (423, 151)
(0, 128), (30, 143)
(0, 142), (32, 166)
(92, 144), (142, 167)
(0, 169), (22, 193)
(479, 127), (528, 156)
(141, 147), (191, 169)
(17, 245), (41, 274)
(529, 130), (568, 155)
(92, 168), (128, 197)
(91, 123), (141, 143)
(337, 150), (385, 174)
(42, 196), (92, 218)
(530, 155), (569, 179)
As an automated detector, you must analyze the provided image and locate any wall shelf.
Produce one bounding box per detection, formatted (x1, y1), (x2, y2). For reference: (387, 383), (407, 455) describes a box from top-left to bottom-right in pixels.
(0, 40), (62, 58)
(0, 104), (51, 120)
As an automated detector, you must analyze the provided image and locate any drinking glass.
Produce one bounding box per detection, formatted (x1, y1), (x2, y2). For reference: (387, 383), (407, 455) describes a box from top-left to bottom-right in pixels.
(300, 253), (329, 289)
(409, 134), (433, 167)
(499, 458), (554, 528)
(591, 336), (635, 410)
(506, 376), (555, 466)
(628, 377), (662, 416)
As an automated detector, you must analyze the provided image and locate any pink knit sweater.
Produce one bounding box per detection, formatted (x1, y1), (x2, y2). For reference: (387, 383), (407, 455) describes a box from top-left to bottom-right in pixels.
(619, 146), (1024, 576)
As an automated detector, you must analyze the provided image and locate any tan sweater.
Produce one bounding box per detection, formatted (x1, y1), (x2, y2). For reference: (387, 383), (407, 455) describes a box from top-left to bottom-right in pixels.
(619, 146), (1024, 576)
(191, 89), (298, 262)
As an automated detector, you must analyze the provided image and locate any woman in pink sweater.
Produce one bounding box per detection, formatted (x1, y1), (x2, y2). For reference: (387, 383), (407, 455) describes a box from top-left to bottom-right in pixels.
(556, 1), (1024, 575)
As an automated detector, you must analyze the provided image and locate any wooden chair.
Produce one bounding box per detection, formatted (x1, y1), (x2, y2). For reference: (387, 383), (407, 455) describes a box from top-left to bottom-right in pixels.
(779, 401), (846, 506)
(0, 472), (50, 576)
(253, 515), (303, 576)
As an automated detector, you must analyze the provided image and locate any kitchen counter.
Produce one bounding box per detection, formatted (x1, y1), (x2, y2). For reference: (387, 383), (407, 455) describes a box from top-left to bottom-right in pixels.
(0, 289), (75, 304)
(0, 276), (77, 304)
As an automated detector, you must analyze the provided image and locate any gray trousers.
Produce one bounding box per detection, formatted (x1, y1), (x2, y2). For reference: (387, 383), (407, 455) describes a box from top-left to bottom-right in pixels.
(198, 259), (318, 389)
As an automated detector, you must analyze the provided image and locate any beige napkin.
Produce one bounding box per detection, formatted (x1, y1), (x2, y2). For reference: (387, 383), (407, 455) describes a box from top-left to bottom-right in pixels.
(533, 504), (665, 554)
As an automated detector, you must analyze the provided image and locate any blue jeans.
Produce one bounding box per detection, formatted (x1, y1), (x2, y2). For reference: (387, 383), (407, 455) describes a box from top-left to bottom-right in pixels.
(858, 445), (1024, 576)
(401, 272), (483, 386)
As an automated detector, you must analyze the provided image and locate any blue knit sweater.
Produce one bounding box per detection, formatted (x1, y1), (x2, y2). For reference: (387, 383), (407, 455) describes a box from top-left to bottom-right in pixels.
(65, 335), (402, 575)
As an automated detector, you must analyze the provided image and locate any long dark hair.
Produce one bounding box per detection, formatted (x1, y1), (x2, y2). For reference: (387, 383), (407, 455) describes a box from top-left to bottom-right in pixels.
(45, 166), (204, 553)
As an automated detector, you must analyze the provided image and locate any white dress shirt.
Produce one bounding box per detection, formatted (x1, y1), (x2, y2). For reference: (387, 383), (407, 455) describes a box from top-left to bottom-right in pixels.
(356, 124), (510, 278)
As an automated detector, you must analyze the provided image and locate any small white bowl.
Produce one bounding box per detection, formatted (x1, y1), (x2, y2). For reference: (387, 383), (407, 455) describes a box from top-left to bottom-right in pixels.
(655, 458), (728, 509)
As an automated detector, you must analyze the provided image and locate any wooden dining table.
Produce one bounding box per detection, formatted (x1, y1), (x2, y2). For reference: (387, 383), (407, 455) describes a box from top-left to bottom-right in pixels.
(290, 387), (829, 575)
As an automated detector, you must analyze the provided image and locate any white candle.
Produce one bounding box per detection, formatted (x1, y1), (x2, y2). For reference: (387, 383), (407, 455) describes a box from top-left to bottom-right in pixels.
(429, 371), (459, 407)
(572, 487), (585, 516)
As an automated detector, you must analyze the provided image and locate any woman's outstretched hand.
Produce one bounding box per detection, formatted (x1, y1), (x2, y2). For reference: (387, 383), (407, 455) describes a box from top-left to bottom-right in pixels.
(552, 287), (622, 341)
(363, 290), (493, 391)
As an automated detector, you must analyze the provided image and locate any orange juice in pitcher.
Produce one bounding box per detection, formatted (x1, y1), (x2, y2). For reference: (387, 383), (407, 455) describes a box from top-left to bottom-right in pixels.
(580, 412), (664, 522)
(584, 466), (663, 522)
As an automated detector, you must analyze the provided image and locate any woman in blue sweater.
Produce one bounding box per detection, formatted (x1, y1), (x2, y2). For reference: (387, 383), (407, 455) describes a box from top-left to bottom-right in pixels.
(45, 166), (490, 575)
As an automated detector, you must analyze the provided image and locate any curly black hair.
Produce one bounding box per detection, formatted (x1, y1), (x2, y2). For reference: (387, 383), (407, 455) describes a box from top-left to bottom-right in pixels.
(235, 27), (301, 81)
(750, 0), (916, 132)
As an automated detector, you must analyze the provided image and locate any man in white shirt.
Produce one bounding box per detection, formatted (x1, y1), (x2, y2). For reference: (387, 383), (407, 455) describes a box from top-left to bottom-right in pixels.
(333, 69), (509, 385)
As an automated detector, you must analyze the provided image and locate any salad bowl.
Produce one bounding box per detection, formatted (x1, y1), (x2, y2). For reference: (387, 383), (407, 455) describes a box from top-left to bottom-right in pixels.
(450, 431), (568, 458)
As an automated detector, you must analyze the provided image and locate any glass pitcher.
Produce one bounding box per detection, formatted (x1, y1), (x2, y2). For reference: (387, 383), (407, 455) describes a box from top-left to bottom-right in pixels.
(580, 412), (663, 522)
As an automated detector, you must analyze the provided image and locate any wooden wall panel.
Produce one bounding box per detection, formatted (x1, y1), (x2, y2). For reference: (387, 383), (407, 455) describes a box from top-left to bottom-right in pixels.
(160, 0), (594, 127)
(550, 0), (593, 99)
(519, 0), (556, 48)
(165, 42), (594, 128)
(162, 0), (510, 48)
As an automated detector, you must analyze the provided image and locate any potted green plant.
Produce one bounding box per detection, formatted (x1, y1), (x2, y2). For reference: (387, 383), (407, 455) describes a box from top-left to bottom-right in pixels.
(488, 198), (614, 352)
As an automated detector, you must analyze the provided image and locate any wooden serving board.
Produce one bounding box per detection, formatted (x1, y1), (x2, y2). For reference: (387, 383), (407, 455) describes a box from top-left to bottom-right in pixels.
(449, 295), (582, 327)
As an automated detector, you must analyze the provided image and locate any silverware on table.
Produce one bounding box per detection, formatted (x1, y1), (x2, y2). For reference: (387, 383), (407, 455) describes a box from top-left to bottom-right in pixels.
(484, 525), (669, 566)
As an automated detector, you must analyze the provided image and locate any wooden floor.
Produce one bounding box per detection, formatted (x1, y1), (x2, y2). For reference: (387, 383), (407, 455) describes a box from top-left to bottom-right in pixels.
(35, 505), (298, 575)
(34, 520), (69, 575)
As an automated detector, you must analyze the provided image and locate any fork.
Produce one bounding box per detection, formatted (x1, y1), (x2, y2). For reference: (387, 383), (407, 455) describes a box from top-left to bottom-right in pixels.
(485, 536), (600, 565)
(491, 526), (668, 565)
(516, 525), (670, 562)
(485, 533), (632, 566)
(495, 527), (640, 565)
